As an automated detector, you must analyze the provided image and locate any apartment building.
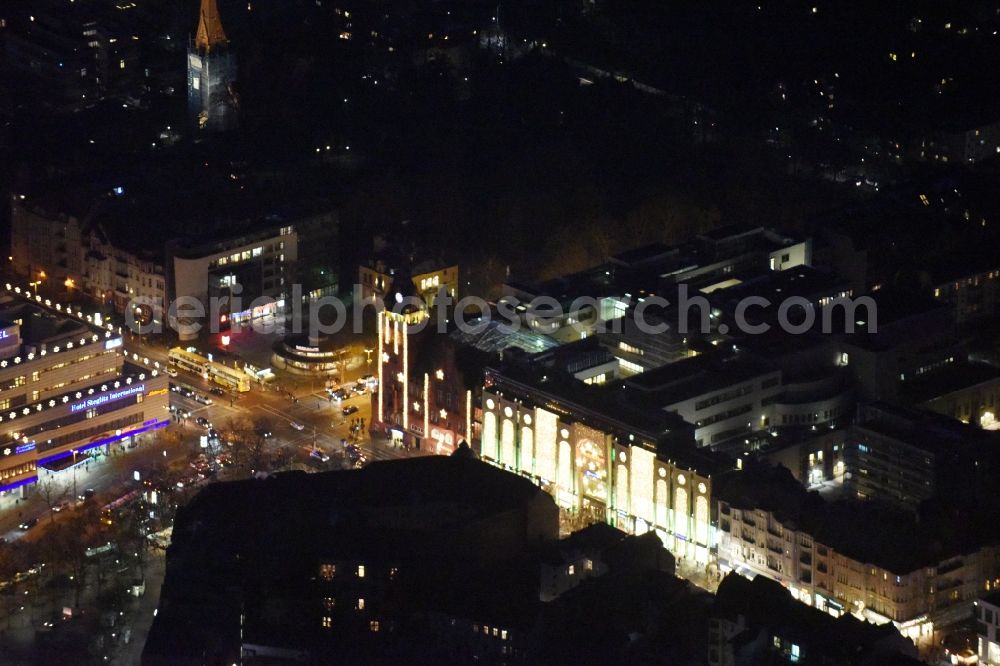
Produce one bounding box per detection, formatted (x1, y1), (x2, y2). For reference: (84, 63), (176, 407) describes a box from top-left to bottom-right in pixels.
(716, 465), (1000, 644)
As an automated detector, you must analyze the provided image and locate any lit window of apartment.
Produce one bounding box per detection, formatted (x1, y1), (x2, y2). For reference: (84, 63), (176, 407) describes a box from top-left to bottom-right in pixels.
(323, 597), (335, 610)
(370, 620), (380, 632)
(319, 563), (335, 580)
(357, 598), (365, 610)
(322, 616), (331, 628)
(357, 564), (365, 578)
(618, 341), (643, 355)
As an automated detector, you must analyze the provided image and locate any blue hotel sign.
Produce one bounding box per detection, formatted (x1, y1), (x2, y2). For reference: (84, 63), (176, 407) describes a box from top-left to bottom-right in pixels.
(69, 384), (145, 414)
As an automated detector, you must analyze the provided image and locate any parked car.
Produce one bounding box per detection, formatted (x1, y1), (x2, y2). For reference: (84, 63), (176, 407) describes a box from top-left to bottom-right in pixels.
(166, 368), (178, 378)
(196, 416), (211, 429)
(209, 387), (225, 396)
(309, 449), (330, 462)
(359, 374), (377, 386)
(289, 421), (305, 431)
(342, 405), (359, 417)
(329, 388), (348, 401)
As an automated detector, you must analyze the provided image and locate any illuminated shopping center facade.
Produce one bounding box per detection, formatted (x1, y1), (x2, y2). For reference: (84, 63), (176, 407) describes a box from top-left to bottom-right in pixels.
(0, 285), (169, 496)
(480, 364), (728, 565)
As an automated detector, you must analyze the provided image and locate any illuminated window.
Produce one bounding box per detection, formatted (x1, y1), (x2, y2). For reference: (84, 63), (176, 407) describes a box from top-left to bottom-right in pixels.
(357, 598), (365, 610)
(357, 565), (365, 578)
(323, 597), (335, 610)
(319, 563), (335, 580)
(584, 559), (593, 571)
(370, 620), (380, 632)
(322, 616), (332, 628)
(567, 565), (575, 576)
(389, 567), (398, 579)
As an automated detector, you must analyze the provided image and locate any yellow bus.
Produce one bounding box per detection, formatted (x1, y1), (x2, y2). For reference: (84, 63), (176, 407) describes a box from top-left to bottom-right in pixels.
(168, 347), (251, 392)
(168, 347), (209, 377)
(210, 361), (251, 393)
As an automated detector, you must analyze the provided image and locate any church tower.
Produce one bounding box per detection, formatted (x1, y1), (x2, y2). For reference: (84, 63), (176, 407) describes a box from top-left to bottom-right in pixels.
(188, 0), (238, 131)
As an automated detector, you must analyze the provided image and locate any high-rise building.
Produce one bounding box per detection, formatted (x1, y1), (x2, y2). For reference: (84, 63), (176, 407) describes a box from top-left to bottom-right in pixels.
(187, 0), (238, 131)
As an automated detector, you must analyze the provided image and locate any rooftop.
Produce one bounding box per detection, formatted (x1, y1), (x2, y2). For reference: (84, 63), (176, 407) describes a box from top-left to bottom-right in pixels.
(449, 317), (560, 355)
(714, 573), (914, 661)
(624, 350), (777, 406)
(487, 356), (731, 476)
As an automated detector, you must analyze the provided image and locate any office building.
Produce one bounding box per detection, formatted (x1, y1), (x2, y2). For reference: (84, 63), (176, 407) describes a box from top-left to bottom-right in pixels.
(167, 224), (297, 338)
(843, 402), (1000, 512)
(624, 353), (783, 449)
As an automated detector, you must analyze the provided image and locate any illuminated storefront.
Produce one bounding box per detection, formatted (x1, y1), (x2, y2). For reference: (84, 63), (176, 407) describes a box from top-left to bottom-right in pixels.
(480, 382), (717, 564)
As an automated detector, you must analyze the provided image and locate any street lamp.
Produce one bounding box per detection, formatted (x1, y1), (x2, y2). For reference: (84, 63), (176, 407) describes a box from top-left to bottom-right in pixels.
(364, 348), (374, 366)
